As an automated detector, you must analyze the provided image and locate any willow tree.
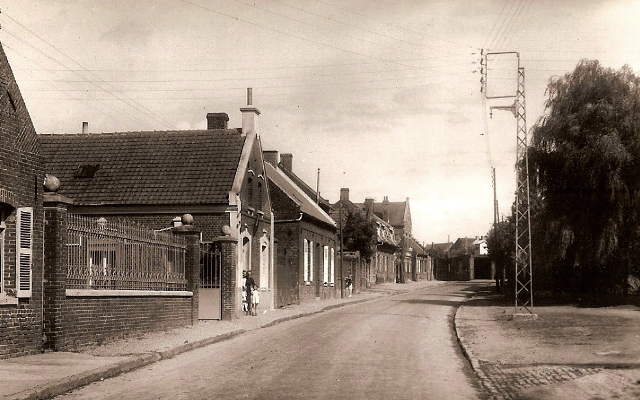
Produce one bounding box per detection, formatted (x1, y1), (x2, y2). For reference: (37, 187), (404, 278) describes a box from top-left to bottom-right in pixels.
(529, 60), (640, 294)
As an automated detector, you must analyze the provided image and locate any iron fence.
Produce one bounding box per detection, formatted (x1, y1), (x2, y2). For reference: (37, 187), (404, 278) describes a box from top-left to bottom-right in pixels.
(67, 215), (187, 291)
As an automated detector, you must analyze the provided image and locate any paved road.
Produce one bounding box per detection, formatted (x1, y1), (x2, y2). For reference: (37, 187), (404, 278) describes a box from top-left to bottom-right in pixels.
(56, 282), (486, 399)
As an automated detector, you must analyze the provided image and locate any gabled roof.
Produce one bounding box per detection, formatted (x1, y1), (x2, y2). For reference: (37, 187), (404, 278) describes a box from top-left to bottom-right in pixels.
(360, 200), (409, 229)
(406, 236), (427, 256)
(449, 237), (477, 256)
(279, 166), (332, 211)
(426, 242), (453, 253)
(265, 162), (335, 227)
(39, 129), (246, 206)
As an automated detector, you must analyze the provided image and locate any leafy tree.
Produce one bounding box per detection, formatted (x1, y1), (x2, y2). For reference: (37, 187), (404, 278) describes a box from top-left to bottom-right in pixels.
(528, 60), (640, 294)
(342, 211), (377, 261)
(486, 217), (515, 288)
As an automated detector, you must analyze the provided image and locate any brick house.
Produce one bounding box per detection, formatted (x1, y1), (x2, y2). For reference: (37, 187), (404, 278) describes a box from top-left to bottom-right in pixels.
(263, 152), (337, 306)
(331, 189), (398, 292)
(365, 196), (413, 283)
(0, 43), (46, 359)
(40, 95), (273, 322)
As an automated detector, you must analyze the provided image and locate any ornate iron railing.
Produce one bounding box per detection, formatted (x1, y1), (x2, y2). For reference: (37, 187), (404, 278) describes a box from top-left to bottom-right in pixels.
(67, 215), (187, 291)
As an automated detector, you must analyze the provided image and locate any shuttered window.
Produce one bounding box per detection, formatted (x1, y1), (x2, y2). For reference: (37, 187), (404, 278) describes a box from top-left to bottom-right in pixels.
(330, 248), (335, 286)
(16, 207), (33, 298)
(323, 246), (329, 285)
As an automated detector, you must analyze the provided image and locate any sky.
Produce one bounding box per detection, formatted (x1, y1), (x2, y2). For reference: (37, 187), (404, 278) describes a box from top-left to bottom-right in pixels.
(2, 0), (640, 244)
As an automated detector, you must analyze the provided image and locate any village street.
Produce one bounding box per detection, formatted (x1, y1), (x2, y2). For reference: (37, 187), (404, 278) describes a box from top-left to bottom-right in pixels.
(53, 283), (486, 400)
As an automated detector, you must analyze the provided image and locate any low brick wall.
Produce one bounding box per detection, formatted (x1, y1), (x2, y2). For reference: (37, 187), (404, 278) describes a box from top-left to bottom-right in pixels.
(56, 292), (193, 350)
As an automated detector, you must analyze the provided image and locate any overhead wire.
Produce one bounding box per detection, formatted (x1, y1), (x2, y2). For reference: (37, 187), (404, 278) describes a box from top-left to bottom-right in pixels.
(266, 0), (465, 56)
(2, 13), (179, 130)
(1, 31), (157, 131)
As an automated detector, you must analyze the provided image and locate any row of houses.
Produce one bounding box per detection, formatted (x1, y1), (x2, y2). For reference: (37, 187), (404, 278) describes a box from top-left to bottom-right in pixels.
(0, 42), (435, 359)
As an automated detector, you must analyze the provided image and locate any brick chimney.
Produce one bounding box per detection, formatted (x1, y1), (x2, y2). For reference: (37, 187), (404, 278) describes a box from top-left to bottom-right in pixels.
(382, 196), (390, 222)
(240, 88), (260, 137)
(364, 198), (374, 219)
(263, 150), (278, 167)
(280, 153), (293, 172)
(340, 188), (349, 202)
(206, 113), (229, 130)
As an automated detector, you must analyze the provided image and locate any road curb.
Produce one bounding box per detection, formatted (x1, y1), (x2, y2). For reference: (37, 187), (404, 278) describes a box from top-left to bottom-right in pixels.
(14, 285), (432, 399)
(454, 301), (501, 399)
(6, 353), (161, 400)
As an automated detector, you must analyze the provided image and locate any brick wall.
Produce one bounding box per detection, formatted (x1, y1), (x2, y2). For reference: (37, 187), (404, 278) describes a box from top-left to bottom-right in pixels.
(0, 43), (45, 359)
(57, 296), (192, 350)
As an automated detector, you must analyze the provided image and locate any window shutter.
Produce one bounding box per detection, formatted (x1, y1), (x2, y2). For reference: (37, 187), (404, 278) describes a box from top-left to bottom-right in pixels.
(303, 240), (309, 283)
(16, 207), (33, 298)
(309, 242), (314, 282)
(323, 246), (329, 284)
(330, 248), (335, 284)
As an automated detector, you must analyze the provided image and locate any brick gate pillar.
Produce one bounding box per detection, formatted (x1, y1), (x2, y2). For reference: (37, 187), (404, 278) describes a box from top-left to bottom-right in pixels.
(43, 192), (73, 351)
(212, 235), (238, 321)
(173, 222), (201, 325)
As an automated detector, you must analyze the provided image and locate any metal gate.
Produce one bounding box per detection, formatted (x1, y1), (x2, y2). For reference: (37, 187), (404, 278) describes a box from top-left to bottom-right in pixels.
(199, 243), (221, 320)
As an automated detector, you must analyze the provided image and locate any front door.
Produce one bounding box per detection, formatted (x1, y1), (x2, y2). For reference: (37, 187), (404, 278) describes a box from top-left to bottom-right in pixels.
(199, 243), (221, 320)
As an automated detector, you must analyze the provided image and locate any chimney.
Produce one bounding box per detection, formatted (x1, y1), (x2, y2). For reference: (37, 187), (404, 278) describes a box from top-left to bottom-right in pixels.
(382, 196), (389, 222)
(340, 188), (350, 202)
(364, 198), (374, 219)
(240, 88), (260, 137)
(263, 150), (278, 167)
(82, 121), (88, 134)
(280, 153), (293, 172)
(206, 113), (229, 130)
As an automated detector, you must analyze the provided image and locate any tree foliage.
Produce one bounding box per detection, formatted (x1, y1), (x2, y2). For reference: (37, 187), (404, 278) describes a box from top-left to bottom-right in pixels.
(342, 211), (377, 261)
(528, 60), (640, 294)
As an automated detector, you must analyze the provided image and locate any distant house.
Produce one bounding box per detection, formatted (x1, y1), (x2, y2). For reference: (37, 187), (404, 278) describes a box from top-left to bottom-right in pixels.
(405, 236), (432, 281)
(364, 196), (412, 282)
(437, 236), (492, 280)
(0, 43), (45, 359)
(264, 152), (337, 306)
(40, 95), (273, 322)
(331, 189), (398, 290)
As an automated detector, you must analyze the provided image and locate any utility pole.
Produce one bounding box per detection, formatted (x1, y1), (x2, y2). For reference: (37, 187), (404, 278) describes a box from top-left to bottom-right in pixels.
(482, 50), (535, 315)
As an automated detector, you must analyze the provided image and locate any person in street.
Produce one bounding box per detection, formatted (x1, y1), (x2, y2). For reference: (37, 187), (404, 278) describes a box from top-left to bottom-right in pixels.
(245, 270), (256, 315)
(251, 286), (260, 316)
(345, 275), (353, 297)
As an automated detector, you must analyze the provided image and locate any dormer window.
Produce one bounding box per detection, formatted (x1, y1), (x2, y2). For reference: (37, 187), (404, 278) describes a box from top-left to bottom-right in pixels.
(74, 164), (100, 178)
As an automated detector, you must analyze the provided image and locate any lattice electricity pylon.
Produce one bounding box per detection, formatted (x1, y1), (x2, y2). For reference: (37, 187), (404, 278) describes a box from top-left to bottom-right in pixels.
(514, 66), (533, 313)
(484, 51), (533, 313)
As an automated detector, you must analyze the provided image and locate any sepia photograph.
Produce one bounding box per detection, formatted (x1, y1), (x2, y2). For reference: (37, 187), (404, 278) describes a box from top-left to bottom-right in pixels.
(1, 1), (640, 399)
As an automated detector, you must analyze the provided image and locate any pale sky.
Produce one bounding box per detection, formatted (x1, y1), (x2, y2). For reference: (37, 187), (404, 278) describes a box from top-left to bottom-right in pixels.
(2, 0), (640, 244)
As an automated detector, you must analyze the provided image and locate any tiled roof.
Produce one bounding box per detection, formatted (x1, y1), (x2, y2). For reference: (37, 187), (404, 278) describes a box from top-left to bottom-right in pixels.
(265, 162), (335, 227)
(39, 130), (245, 206)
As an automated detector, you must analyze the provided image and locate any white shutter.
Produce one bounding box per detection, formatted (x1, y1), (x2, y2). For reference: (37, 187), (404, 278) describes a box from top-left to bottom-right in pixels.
(16, 207), (33, 298)
(330, 248), (335, 285)
(303, 240), (308, 283)
(323, 246), (329, 284)
(309, 241), (314, 282)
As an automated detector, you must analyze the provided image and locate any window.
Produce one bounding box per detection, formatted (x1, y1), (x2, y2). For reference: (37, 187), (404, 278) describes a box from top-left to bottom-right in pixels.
(74, 164), (100, 178)
(260, 234), (269, 289)
(16, 207), (33, 298)
(323, 246), (329, 285)
(242, 236), (251, 274)
(330, 248), (335, 286)
(303, 239), (313, 284)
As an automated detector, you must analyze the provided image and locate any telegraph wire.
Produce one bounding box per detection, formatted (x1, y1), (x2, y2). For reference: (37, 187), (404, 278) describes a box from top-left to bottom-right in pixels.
(1, 31), (157, 131)
(179, 0), (472, 75)
(266, 0), (464, 56)
(312, 0), (475, 50)
(2, 13), (179, 130)
(1, 42), (147, 131)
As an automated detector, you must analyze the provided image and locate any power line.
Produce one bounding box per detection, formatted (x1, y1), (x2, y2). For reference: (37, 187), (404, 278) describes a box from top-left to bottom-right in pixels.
(2, 13), (178, 130)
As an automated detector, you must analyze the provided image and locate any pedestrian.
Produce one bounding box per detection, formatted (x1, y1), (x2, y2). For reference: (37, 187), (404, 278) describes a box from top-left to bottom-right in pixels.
(245, 270), (256, 315)
(242, 270), (249, 315)
(345, 275), (353, 297)
(251, 286), (260, 316)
